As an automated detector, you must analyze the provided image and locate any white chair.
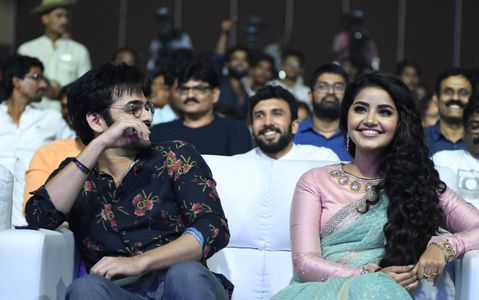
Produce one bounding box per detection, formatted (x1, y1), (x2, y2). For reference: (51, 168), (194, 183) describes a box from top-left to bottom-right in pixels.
(0, 163), (13, 230)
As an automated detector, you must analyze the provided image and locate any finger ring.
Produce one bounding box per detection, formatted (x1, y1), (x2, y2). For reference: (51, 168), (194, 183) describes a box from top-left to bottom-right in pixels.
(422, 273), (436, 281)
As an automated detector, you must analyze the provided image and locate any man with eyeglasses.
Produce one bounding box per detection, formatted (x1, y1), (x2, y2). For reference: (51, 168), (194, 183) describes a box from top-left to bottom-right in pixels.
(25, 63), (231, 299)
(293, 63), (351, 161)
(433, 95), (479, 209)
(18, 0), (91, 110)
(0, 54), (74, 226)
(424, 67), (475, 154)
(150, 60), (252, 156)
(268, 49), (310, 104)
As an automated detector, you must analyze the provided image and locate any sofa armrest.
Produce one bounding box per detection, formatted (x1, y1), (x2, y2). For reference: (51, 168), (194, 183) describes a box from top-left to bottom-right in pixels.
(0, 228), (75, 300)
(456, 250), (479, 300)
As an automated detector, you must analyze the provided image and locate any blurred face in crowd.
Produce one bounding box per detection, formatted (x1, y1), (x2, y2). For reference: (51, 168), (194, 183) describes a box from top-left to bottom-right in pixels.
(42, 7), (70, 36)
(422, 95), (440, 127)
(280, 55), (303, 81)
(400, 66), (419, 90)
(464, 111), (479, 158)
(13, 66), (48, 102)
(250, 60), (273, 86)
(251, 98), (298, 156)
(438, 75), (472, 125)
(310, 73), (347, 121)
(150, 75), (171, 108)
(113, 51), (136, 66)
(175, 80), (219, 117)
(226, 50), (249, 79)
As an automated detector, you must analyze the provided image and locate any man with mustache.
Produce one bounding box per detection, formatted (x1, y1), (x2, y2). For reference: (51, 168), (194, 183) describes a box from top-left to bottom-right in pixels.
(150, 60), (252, 155)
(25, 63), (231, 299)
(0, 55), (74, 226)
(424, 68), (475, 154)
(293, 63), (351, 161)
(18, 0), (91, 109)
(237, 85), (339, 161)
(433, 95), (479, 209)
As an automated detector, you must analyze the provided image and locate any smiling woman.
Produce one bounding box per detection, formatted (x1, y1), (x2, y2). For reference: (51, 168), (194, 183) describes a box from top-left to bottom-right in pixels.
(272, 72), (479, 300)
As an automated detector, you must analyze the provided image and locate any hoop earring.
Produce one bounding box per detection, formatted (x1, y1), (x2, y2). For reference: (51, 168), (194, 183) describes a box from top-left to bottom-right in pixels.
(346, 135), (350, 152)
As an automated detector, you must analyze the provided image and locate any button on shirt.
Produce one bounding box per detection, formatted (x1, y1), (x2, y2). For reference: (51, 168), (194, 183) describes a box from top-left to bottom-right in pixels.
(424, 123), (465, 155)
(0, 103), (74, 225)
(294, 118), (352, 161)
(25, 141), (230, 271)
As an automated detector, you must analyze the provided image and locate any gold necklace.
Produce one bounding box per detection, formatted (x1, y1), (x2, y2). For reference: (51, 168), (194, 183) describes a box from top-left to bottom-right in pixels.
(330, 165), (382, 192)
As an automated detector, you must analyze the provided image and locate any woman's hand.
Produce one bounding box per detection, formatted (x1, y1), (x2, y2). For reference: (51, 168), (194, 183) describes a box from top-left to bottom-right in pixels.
(414, 243), (447, 282)
(380, 265), (418, 291)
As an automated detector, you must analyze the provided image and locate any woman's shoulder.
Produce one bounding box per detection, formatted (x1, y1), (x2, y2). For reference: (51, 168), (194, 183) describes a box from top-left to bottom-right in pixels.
(300, 163), (341, 182)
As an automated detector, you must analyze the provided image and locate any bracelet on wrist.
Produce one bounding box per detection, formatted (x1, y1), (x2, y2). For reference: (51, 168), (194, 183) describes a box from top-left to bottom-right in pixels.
(432, 239), (455, 262)
(72, 157), (91, 175)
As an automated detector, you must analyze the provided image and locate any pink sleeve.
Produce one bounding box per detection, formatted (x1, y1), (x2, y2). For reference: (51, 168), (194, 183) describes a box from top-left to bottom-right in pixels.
(429, 188), (479, 258)
(290, 169), (362, 282)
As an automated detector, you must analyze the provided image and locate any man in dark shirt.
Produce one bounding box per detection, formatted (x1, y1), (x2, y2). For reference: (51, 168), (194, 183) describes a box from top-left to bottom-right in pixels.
(25, 63), (230, 299)
(424, 67), (475, 154)
(151, 60), (252, 155)
(294, 63), (351, 161)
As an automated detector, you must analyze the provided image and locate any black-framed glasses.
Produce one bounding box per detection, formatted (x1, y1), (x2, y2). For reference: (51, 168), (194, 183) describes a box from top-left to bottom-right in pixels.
(314, 82), (346, 93)
(466, 121), (479, 133)
(441, 87), (470, 98)
(109, 101), (155, 118)
(176, 85), (211, 96)
(23, 73), (49, 82)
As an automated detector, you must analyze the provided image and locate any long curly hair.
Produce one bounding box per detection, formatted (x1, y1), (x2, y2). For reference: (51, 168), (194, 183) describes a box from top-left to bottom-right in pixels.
(339, 72), (446, 267)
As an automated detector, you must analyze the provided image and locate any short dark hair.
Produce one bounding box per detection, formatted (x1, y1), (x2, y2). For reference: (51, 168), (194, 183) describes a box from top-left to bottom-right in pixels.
(224, 46), (250, 64)
(251, 52), (275, 69)
(463, 93), (479, 127)
(177, 60), (219, 88)
(111, 47), (139, 65)
(249, 85), (298, 121)
(68, 63), (150, 145)
(3, 54), (44, 98)
(435, 67), (475, 96)
(152, 63), (175, 87)
(396, 60), (421, 76)
(281, 49), (305, 67)
(309, 63), (349, 91)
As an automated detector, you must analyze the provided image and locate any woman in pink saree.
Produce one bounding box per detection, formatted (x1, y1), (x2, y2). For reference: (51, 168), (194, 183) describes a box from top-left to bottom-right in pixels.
(273, 72), (479, 299)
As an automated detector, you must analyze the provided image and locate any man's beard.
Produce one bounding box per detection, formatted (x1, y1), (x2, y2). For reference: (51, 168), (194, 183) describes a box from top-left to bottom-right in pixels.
(103, 113), (152, 152)
(254, 125), (293, 154)
(228, 67), (247, 80)
(313, 95), (340, 120)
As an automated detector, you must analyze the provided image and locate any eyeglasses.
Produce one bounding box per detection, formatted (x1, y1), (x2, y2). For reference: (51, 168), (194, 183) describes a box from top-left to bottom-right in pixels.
(314, 82), (346, 93)
(466, 121), (479, 133)
(176, 85), (211, 96)
(23, 73), (49, 82)
(109, 101), (155, 118)
(441, 87), (470, 98)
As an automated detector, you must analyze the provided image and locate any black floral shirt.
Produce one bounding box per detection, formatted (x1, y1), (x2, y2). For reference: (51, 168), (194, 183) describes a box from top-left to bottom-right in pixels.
(25, 141), (230, 271)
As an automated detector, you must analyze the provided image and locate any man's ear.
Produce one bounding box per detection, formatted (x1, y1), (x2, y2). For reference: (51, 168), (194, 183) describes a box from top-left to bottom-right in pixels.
(308, 90), (313, 105)
(212, 88), (220, 104)
(12, 76), (21, 90)
(86, 112), (107, 134)
(291, 119), (300, 135)
(41, 14), (49, 26)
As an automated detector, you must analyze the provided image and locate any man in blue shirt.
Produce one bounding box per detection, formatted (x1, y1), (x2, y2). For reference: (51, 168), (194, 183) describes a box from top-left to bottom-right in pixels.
(294, 63), (352, 161)
(424, 67), (475, 154)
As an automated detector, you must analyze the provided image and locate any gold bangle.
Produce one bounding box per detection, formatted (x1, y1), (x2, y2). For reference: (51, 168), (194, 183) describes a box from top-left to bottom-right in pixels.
(432, 239), (455, 262)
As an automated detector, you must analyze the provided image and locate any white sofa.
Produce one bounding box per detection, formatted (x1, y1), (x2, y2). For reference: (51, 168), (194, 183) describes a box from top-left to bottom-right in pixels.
(0, 156), (477, 299)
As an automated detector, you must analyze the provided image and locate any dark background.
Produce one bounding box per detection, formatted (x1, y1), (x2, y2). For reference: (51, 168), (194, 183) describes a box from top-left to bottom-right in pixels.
(8, 0), (479, 88)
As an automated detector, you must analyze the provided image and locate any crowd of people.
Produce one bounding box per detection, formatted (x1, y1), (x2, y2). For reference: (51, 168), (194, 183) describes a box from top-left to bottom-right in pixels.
(1, 0), (479, 299)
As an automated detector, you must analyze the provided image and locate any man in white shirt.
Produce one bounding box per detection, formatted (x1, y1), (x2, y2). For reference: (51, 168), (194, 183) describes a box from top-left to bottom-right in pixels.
(18, 0), (91, 109)
(237, 85), (339, 161)
(433, 96), (479, 208)
(0, 55), (74, 226)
